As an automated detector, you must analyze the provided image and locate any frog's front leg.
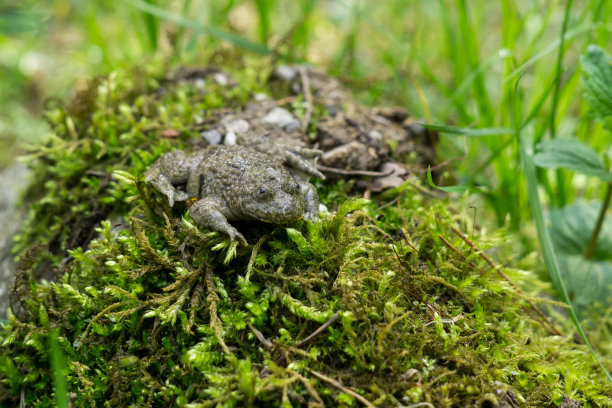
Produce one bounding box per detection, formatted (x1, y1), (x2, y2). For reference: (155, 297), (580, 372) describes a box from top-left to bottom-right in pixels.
(145, 150), (199, 206)
(300, 182), (320, 221)
(284, 149), (325, 180)
(190, 197), (248, 246)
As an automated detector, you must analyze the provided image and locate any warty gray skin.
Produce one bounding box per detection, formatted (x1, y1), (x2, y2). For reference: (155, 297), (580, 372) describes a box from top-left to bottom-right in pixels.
(145, 145), (320, 245)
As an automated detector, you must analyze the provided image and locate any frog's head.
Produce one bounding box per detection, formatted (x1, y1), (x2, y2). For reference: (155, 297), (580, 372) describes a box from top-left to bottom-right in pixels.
(240, 174), (305, 223)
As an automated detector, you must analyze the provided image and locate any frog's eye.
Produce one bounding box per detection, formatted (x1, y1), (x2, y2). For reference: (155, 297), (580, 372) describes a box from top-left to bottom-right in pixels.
(255, 186), (274, 201)
(282, 182), (300, 194)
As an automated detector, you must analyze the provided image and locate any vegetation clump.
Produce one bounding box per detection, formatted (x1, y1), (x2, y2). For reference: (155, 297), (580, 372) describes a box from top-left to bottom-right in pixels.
(1, 55), (611, 407)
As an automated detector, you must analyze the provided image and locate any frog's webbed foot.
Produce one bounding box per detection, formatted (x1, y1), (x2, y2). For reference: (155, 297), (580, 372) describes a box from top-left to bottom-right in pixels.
(145, 165), (181, 207)
(190, 197), (248, 246)
(145, 149), (198, 207)
(284, 149), (325, 180)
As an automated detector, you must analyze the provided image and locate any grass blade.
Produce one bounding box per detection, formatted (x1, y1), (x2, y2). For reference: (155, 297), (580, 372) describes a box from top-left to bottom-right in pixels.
(419, 123), (514, 137)
(123, 0), (270, 54)
(504, 22), (593, 82)
(549, 0), (574, 139)
(49, 330), (69, 408)
(254, 0), (272, 45)
(141, 0), (160, 51)
(549, 0), (575, 207)
(455, 0), (492, 121)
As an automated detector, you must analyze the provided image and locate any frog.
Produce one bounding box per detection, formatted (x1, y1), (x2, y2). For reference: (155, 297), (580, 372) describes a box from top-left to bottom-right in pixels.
(145, 145), (321, 245)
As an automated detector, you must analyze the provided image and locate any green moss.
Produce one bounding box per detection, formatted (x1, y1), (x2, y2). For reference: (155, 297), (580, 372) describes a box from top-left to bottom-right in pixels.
(1, 54), (611, 407)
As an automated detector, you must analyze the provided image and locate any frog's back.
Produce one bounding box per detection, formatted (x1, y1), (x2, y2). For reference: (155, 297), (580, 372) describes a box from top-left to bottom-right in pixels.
(186, 145), (282, 200)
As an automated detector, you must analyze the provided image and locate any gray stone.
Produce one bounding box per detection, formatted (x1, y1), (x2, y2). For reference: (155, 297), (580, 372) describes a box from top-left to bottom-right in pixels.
(262, 107), (300, 131)
(254, 93), (268, 101)
(273, 66), (298, 81)
(0, 163), (29, 320)
(223, 118), (250, 135)
(201, 129), (222, 145)
(213, 72), (229, 86)
(224, 131), (237, 145)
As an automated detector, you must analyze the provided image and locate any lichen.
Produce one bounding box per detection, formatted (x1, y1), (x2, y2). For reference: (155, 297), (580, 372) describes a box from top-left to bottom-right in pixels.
(1, 54), (611, 407)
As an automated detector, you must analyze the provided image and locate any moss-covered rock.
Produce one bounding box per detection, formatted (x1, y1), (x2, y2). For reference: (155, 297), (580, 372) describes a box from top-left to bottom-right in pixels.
(1, 54), (611, 407)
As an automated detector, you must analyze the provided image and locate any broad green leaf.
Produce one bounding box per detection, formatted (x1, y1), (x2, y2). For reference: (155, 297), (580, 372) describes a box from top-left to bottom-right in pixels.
(419, 123), (514, 137)
(549, 200), (612, 316)
(549, 200), (612, 262)
(0, 10), (44, 35)
(557, 254), (612, 316)
(533, 138), (612, 181)
(581, 45), (612, 129)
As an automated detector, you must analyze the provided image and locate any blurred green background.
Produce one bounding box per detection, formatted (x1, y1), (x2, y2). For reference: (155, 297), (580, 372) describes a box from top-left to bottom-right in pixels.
(1, 0), (610, 227)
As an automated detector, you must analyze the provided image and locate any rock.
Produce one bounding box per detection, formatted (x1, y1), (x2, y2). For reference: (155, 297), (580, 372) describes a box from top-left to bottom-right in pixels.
(193, 78), (205, 90)
(224, 131), (237, 145)
(223, 118), (250, 135)
(171, 66), (236, 87)
(261, 107), (300, 132)
(254, 93), (268, 101)
(273, 65), (298, 81)
(213, 72), (229, 86)
(0, 163), (29, 320)
(201, 129), (222, 145)
(559, 394), (581, 408)
(372, 106), (409, 123)
(492, 382), (520, 408)
(320, 141), (379, 170)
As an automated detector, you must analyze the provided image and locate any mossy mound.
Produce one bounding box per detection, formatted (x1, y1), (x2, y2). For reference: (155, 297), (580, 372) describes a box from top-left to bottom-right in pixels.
(1, 54), (611, 407)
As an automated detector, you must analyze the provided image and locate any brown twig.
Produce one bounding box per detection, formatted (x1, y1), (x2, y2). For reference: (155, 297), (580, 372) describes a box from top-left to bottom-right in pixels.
(85, 170), (109, 177)
(296, 313), (339, 349)
(248, 320), (273, 350)
(317, 165), (394, 177)
(452, 227), (563, 337)
(299, 66), (314, 132)
(294, 372), (325, 406)
(275, 95), (299, 105)
(273, 312), (341, 367)
(306, 369), (375, 408)
(438, 234), (478, 271)
(376, 196), (401, 211)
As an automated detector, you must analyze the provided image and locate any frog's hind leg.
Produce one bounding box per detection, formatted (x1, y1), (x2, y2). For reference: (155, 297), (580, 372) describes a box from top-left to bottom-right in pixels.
(190, 197), (248, 246)
(145, 150), (199, 206)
